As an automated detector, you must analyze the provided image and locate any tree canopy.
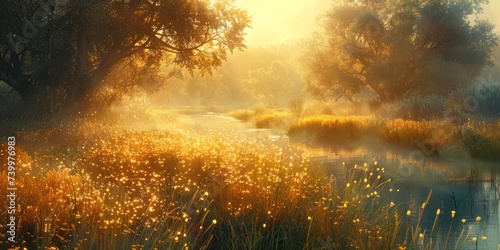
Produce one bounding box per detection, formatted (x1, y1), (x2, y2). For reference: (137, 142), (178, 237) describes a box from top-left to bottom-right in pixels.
(0, 0), (250, 115)
(302, 0), (498, 104)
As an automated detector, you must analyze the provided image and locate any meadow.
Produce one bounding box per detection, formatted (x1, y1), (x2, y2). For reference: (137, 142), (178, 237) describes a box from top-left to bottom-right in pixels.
(0, 118), (492, 249)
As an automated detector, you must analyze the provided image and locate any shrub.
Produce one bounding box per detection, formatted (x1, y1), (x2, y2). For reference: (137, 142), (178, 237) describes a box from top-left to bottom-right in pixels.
(460, 121), (500, 161)
(465, 79), (500, 118)
(446, 79), (500, 121)
(397, 94), (446, 120)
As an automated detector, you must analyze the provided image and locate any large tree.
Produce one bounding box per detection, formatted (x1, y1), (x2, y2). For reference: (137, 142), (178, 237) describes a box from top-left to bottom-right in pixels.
(302, 0), (498, 104)
(0, 0), (249, 115)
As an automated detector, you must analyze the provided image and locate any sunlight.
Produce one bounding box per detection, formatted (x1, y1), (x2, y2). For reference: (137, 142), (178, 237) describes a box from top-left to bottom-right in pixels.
(234, 0), (330, 45)
(2, 0), (500, 249)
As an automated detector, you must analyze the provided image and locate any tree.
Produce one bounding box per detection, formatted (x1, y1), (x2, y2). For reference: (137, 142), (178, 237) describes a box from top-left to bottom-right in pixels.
(242, 61), (294, 105)
(0, 0), (250, 115)
(302, 0), (498, 104)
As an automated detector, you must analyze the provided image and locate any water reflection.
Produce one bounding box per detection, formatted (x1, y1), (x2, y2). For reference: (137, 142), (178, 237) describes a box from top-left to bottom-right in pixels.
(304, 144), (500, 249)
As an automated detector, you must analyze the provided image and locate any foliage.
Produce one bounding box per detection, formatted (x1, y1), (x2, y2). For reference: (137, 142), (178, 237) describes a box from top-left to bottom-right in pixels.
(0, 124), (404, 249)
(288, 115), (374, 144)
(380, 119), (452, 151)
(255, 111), (292, 129)
(2, 119), (497, 249)
(302, 0), (498, 103)
(242, 61), (294, 105)
(460, 121), (500, 161)
(397, 94), (446, 120)
(447, 79), (500, 120)
(0, 0), (250, 115)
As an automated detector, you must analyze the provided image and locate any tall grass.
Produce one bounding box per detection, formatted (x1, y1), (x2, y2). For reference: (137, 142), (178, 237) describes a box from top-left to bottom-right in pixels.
(0, 121), (491, 249)
(380, 119), (454, 152)
(288, 115), (375, 144)
(254, 111), (292, 129)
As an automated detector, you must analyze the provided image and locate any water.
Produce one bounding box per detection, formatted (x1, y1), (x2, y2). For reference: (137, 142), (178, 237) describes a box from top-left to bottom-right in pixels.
(185, 112), (500, 249)
(300, 145), (500, 249)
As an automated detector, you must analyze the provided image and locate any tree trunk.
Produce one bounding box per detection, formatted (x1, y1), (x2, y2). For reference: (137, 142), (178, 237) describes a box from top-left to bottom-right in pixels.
(63, 44), (128, 116)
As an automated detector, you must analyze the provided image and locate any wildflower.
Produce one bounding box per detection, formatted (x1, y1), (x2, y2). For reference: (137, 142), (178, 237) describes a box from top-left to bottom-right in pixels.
(472, 237), (477, 242)
(407, 210), (411, 216)
(308, 216), (312, 221)
(476, 216), (481, 222)
(451, 211), (456, 218)
(263, 224), (266, 228)
(346, 183), (350, 188)
(436, 209), (440, 216)
(462, 219), (466, 223)
(422, 202), (426, 209)
(212, 219), (217, 225)
(419, 233), (424, 239)
(482, 236), (487, 241)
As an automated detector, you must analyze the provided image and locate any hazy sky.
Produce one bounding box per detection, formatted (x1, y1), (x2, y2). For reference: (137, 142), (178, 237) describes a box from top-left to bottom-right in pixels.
(234, 0), (330, 46)
(235, 0), (500, 46)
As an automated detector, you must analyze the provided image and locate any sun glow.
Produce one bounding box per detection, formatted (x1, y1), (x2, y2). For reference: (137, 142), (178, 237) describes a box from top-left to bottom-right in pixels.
(234, 0), (330, 46)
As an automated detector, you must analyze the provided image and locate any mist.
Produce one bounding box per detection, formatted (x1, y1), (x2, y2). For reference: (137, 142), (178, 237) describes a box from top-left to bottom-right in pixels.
(1, 1), (500, 249)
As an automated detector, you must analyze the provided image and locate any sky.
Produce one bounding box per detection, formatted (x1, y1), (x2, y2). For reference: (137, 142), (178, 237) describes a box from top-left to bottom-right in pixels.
(234, 0), (330, 46)
(234, 0), (500, 47)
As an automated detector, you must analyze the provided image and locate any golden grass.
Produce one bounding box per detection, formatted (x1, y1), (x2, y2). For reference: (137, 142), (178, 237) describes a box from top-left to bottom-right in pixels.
(380, 119), (455, 152)
(288, 115), (375, 144)
(254, 111), (292, 129)
(0, 119), (492, 249)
